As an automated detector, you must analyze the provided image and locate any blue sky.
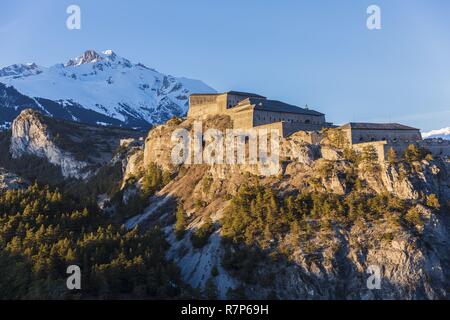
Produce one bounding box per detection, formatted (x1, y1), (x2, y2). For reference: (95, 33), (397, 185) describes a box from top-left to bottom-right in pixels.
(1, 0), (449, 131)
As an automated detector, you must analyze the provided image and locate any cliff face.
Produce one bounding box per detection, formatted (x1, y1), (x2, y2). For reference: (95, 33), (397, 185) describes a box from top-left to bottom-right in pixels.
(126, 115), (450, 299)
(11, 110), (90, 179)
(10, 109), (143, 179)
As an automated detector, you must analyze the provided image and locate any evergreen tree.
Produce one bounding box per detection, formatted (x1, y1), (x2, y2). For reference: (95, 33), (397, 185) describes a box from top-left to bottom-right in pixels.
(204, 277), (218, 299)
(403, 144), (421, 163)
(174, 202), (187, 240)
(387, 147), (398, 165)
(426, 194), (440, 210)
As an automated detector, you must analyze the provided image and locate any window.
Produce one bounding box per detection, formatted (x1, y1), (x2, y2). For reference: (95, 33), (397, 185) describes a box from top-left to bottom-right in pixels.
(305, 119), (311, 124)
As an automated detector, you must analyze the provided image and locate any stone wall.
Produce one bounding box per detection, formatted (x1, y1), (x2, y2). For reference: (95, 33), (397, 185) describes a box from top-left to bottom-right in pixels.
(188, 94), (327, 137)
(253, 110), (328, 137)
(252, 121), (284, 136)
(343, 128), (422, 145)
(250, 121), (325, 138)
(228, 105), (255, 129)
(188, 93), (258, 119)
(351, 140), (450, 164)
(253, 109), (325, 127)
(419, 139), (450, 158)
(188, 94), (227, 118)
(282, 121), (326, 137)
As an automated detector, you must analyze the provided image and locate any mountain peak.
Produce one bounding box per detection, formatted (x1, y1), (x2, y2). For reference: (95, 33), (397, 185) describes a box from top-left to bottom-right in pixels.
(66, 50), (105, 67)
(0, 49), (217, 130)
(0, 63), (42, 77)
(102, 49), (116, 57)
(64, 49), (130, 68)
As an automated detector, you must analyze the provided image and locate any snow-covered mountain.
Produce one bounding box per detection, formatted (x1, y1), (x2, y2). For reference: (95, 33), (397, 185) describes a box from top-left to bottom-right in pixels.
(423, 127), (450, 140)
(0, 50), (216, 130)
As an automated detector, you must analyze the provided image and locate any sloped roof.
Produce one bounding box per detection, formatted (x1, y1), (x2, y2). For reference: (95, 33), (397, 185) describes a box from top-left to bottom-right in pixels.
(240, 97), (324, 116)
(340, 122), (419, 130)
(190, 91), (265, 98)
(227, 91), (266, 98)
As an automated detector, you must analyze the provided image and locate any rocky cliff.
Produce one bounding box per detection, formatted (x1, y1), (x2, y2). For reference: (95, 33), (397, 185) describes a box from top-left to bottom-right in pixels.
(10, 109), (143, 179)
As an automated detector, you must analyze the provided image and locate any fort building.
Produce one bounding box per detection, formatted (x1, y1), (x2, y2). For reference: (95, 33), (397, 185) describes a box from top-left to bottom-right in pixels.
(188, 91), (332, 137)
(338, 122), (450, 161)
(339, 123), (422, 145)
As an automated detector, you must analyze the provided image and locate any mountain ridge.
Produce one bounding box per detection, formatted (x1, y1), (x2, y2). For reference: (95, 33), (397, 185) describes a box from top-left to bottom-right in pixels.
(0, 49), (216, 130)
(9, 109), (143, 179)
(423, 127), (450, 140)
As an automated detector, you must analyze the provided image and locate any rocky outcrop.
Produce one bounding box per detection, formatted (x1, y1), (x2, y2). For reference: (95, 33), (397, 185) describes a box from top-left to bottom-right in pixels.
(113, 137), (145, 185)
(0, 167), (28, 191)
(10, 109), (143, 180)
(143, 115), (320, 178)
(10, 110), (90, 179)
(273, 205), (449, 300)
(367, 159), (450, 201)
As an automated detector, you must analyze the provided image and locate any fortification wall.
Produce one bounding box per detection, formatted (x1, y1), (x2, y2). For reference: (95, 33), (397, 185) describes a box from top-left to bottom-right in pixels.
(343, 128), (422, 145)
(229, 108), (254, 129)
(351, 140), (450, 165)
(250, 121), (325, 138)
(419, 139), (450, 157)
(252, 122), (284, 136)
(188, 94), (228, 119)
(253, 110), (325, 127)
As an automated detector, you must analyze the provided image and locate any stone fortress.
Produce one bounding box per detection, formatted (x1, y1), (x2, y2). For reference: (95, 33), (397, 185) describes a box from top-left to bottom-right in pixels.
(188, 91), (450, 160)
(188, 91), (333, 137)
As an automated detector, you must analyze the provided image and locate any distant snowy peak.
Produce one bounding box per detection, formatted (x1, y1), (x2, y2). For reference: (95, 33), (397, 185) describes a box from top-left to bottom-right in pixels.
(0, 49), (216, 129)
(0, 63), (43, 78)
(66, 49), (105, 67)
(423, 127), (450, 140)
(65, 49), (130, 68)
